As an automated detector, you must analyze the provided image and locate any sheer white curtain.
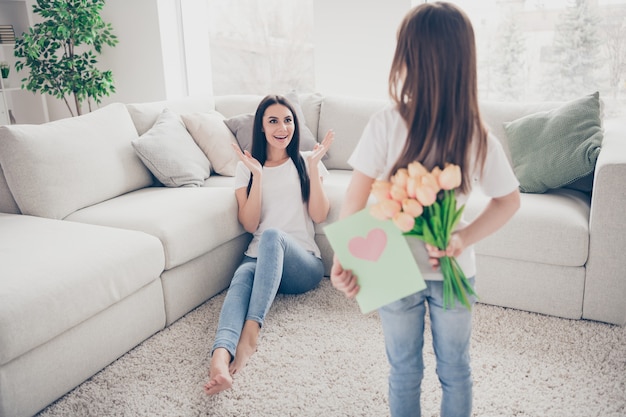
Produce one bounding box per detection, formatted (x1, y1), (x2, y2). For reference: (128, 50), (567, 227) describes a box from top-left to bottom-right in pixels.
(170, 0), (625, 117)
(176, 0), (314, 96)
(431, 0), (626, 118)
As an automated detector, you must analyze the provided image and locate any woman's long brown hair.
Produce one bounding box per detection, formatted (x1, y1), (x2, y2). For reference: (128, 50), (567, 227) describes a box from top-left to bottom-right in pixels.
(389, 2), (487, 194)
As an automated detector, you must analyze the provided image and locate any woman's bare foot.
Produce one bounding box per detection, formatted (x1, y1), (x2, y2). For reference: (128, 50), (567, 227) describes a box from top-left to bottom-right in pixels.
(204, 348), (233, 395)
(229, 320), (260, 375)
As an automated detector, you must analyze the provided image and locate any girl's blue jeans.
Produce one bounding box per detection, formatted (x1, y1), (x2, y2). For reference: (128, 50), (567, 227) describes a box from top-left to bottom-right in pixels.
(211, 228), (324, 359)
(378, 278), (476, 417)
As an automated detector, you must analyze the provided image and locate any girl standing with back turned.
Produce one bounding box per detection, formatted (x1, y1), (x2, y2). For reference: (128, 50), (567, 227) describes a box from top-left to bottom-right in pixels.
(330, 3), (520, 417)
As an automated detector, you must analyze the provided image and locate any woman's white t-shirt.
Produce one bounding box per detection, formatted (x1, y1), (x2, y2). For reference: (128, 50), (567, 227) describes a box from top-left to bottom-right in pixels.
(234, 151), (328, 259)
(348, 105), (519, 281)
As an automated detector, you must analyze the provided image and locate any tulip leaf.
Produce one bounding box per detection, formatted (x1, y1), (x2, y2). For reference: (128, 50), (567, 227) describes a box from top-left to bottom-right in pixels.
(450, 204), (465, 231)
(412, 216), (425, 235)
(441, 191), (451, 231)
(418, 221), (438, 247)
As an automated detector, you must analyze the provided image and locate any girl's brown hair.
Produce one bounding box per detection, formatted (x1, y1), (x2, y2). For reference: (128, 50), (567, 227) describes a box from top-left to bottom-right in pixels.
(389, 1), (487, 194)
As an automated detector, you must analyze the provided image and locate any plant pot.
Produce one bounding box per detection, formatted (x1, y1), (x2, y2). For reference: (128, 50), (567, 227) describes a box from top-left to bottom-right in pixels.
(0, 67), (8, 79)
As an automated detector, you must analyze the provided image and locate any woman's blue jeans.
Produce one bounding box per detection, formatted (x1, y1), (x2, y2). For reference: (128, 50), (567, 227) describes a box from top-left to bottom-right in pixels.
(378, 278), (476, 417)
(212, 228), (324, 360)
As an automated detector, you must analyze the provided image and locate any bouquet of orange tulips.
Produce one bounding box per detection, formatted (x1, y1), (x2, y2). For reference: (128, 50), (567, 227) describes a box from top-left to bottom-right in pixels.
(369, 161), (476, 310)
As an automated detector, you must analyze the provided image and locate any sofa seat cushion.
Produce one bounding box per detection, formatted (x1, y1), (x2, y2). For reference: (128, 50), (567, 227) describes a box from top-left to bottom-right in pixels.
(65, 187), (246, 270)
(465, 189), (590, 267)
(0, 103), (153, 220)
(0, 214), (165, 366)
(203, 174), (236, 188)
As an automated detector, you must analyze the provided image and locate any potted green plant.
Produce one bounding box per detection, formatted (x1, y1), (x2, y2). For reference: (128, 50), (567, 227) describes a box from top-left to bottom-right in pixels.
(13, 0), (118, 116)
(0, 62), (8, 79)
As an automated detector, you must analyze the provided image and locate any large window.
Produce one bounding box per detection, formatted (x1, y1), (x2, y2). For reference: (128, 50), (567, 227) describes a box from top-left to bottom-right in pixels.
(179, 0), (625, 117)
(436, 0), (626, 117)
(194, 0), (314, 96)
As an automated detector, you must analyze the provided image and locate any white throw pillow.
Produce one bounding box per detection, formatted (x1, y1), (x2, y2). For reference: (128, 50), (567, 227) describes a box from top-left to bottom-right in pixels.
(132, 108), (212, 187)
(181, 111), (239, 177)
(0, 103), (152, 219)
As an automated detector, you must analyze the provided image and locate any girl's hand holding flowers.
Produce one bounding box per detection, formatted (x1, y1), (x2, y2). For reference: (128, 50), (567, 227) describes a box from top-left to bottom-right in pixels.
(426, 233), (465, 268)
(369, 162), (476, 309)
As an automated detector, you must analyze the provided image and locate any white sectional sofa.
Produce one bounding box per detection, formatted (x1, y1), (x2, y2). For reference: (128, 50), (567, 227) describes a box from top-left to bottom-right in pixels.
(0, 93), (624, 417)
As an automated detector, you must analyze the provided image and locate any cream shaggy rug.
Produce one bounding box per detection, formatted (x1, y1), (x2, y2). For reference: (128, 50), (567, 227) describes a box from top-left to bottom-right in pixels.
(37, 279), (626, 417)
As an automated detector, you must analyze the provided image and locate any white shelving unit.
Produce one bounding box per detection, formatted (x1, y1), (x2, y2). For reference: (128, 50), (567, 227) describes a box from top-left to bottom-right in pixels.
(0, 79), (17, 125)
(0, 0), (49, 125)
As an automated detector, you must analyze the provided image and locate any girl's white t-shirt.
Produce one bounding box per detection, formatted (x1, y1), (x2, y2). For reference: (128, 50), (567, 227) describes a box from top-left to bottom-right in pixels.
(348, 105), (519, 281)
(234, 151), (328, 259)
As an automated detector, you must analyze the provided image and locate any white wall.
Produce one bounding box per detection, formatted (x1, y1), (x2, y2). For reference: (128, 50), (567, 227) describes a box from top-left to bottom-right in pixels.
(97, 1), (167, 104)
(180, 0), (213, 97)
(102, 0), (413, 104)
(34, 0), (413, 120)
(313, 0), (411, 99)
(42, 0), (168, 120)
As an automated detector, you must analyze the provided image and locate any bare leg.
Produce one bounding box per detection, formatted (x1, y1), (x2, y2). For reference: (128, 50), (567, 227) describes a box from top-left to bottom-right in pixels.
(204, 348), (233, 395)
(229, 320), (261, 375)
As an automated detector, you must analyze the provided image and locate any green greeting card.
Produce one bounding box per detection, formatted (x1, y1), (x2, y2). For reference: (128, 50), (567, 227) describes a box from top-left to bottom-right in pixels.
(324, 208), (426, 314)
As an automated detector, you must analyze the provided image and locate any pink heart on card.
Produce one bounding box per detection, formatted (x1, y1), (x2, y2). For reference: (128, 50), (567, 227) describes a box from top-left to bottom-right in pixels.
(348, 228), (387, 262)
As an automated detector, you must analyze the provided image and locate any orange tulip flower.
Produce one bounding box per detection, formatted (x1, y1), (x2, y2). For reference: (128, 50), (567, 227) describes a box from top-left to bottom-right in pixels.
(390, 184), (408, 202)
(439, 164), (462, 190)
(392, 212), (415, 232)
(380, 199), (402, 218)
(392, 168), (409, 188)
(408, 161), (428, 178)
(402, 198), (424, 218)
(415, 185), (437, 207)
(371, 180), (392, 201)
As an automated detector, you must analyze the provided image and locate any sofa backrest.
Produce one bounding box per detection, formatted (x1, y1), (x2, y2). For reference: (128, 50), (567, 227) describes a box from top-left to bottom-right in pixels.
(0, 94), (582, 217)
(0, 103), (153, 219)
(318, 95), (388, 171)
(126, 96), (216, 136)
(213, 94), (264, 118)
(318, 96), (572, 171)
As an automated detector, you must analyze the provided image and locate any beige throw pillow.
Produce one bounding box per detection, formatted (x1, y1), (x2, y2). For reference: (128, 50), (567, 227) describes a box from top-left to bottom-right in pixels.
(181, 111), (239, 177)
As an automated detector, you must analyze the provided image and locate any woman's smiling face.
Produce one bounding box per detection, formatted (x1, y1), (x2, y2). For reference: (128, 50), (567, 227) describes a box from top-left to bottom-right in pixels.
(262, 104), (295, 150)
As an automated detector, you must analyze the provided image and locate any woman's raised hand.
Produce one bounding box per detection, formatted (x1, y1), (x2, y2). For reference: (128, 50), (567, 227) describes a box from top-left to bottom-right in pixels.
(307, 129), (334, 166)
(232, 143), (262, 177)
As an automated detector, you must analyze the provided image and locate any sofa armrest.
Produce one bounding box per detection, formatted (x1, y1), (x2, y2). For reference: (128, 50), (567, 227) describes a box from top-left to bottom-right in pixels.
(583, 117), (626, 325)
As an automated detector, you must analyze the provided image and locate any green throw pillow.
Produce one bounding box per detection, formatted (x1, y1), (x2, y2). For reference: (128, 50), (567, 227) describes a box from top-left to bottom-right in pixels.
(504, 92), (603, 194)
